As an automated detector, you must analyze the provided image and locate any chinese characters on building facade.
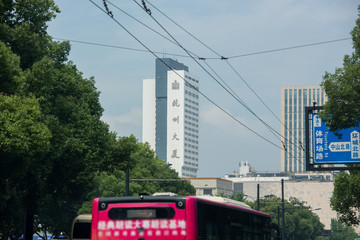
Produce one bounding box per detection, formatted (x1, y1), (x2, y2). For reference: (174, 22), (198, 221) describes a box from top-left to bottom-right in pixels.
(167, 70), (199, 177)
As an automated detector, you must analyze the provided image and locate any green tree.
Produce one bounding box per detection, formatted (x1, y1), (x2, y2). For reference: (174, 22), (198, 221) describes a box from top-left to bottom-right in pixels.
(328, 218), (359, 240)
(0, 41), (25, 94)
(330, 171), (360, 225)
(247, 196), (324, 240)
(78, 136), (196, 214)
(0, 1), (195, 238)
(0, 0), (59, 69)
(319, 6), (360, 227)
(218, 192), (247, 202)
(27, 56), (114, 239)
(0, 94), (51, 239)
(319, 6), (360, 131)
(0, 1), (114, 238)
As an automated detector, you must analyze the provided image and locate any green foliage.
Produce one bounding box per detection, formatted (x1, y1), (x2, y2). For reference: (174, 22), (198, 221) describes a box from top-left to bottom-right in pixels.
(0, 0), (59, 69)
(0, 41), (25, 94)
(218, 192), (246, 202)
(328, 218), (359, 240)
(0, 94), (52, 239)
(319, 6), (360, 228)
(330, 171), (360, 225)
(247, 196), (324, 240)
(0, 94), (51, 159)
(78, 136), (196, 214)
(319, 6), (360, 132)
(30, 57), (114, 237)
(0, 1), (196, 238)
(0, 0), (111, 237)
(217, 194), (324, 239)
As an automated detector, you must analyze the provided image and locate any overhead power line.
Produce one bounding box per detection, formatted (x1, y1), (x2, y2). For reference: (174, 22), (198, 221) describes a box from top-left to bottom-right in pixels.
(86, 0), (344, 170)
(53, 37), (190, 58)
(226, 38), (351, 59)
(137, 0), (304, 153)
(53, 37), (351, 60)
(142, 0), (336, 159)
(88, 0), (282, 149)
(136, 0), (313, 169)
(131, 0), (285, 143)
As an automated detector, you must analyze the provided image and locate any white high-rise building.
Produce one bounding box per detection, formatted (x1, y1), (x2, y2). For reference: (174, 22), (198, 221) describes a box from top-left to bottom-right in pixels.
(280, 86), (327, 173)
(142, 59), (200, 177)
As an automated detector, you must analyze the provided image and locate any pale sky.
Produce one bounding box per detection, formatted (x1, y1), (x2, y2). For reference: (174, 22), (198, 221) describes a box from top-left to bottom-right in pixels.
(48, 0), (358, 177)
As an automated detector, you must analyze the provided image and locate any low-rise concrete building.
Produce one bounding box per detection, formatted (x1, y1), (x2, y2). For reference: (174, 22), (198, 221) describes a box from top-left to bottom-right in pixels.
(183, 177), (233, 196)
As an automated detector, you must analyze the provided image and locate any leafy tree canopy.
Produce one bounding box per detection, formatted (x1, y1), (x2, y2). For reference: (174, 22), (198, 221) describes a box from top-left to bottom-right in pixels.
(247, 196), (324, 240)
(78, 136), (196, 214)
(319, 6), (360, 228)
(0, 1), (197, 239)
(0, 93), (51, 240)
(0, 0), (59, 69)
(320, 6), (360, 131)
(0, 0), (112, 238)
(328, 218), (359, 240)
(330, 171), (360, 225)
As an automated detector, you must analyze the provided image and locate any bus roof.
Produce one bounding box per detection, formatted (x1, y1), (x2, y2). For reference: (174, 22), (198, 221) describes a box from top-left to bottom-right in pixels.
(96, 195), (270, 217)
(74, 214), (92, 221)
(195, 196), (251, 209)
(193, 196), (270, 217)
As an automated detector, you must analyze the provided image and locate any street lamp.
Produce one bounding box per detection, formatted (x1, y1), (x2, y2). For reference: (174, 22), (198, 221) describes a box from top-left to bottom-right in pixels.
(244, 194), (277, 211)
(244, 194), (260, 210)
(244, 194), (255, 201)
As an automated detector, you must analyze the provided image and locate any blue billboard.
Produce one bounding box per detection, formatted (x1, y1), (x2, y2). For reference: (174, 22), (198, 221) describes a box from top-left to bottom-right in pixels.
(313, 114), (360, 164)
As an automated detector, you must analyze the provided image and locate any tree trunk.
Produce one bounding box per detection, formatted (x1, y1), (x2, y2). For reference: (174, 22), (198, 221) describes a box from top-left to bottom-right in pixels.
(24, 210), (34, 240)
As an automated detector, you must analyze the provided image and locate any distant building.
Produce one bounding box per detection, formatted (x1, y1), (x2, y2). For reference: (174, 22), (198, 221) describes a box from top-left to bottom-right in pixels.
(184, 178), (233, 196)
(142, 58), (200, 177)
(280, 86), (327, 173)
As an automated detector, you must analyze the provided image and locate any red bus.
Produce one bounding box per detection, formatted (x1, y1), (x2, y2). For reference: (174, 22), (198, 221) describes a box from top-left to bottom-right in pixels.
(91, 195), (280, 240)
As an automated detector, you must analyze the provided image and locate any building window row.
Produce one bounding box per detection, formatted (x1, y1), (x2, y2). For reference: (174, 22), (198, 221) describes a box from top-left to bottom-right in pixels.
(185, 120), (198, 128)
(184, 149), (199, 155)
(185, 97), (199, 106)
(185, 114), (198, 123)
(182, 166), (197, 173)
(185, 81), (199, 90)
(185, 109), (199, 117)
(185, 126), (198, 133)
(185, 75), (199, 84)
(185, 103), (199, 112)
(182, 173), (196, 178)
(185, 137), (198, 145)
(184, 160), (198, 167)
(185, 131), (198, 139)
(185, 143), (198, 150)
(185, 90), (199, 99)
(184, 155), (198, 161)
(284, 88), (324, 107)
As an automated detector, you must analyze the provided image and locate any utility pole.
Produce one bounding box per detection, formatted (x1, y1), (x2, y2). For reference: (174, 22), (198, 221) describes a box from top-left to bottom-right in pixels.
(125, 169), (129, 196)
(277, 206), (280, 227)
(281, 179), (286, 240)
(257, 183), (260, 211)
